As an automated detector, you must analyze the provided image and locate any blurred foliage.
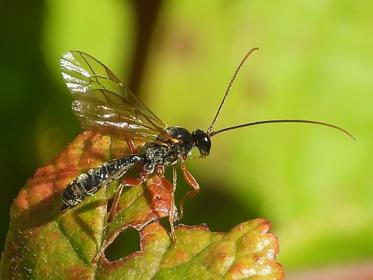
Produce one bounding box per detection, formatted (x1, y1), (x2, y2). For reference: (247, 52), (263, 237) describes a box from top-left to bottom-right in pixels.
(1, 0), (372, 272)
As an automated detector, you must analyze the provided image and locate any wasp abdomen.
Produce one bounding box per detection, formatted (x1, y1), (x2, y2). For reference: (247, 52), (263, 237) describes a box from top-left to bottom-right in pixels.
(61, 154), (144, 210)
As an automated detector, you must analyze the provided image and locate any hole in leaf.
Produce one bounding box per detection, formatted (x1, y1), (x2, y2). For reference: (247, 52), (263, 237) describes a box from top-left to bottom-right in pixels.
(105, 227), (141, 261)
(159, 217), (172, 232)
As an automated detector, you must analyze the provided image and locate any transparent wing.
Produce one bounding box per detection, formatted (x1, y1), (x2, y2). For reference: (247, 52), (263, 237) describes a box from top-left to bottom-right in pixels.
(60, 50), (167, 141)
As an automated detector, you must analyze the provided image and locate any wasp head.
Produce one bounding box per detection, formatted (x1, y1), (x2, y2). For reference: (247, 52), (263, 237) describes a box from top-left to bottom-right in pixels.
(192, 129), (211, 158)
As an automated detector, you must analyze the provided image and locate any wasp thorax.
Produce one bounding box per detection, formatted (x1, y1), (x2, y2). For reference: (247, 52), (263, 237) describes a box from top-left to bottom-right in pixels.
(165, 127), (193, 142)
(164, 126), (195, 155)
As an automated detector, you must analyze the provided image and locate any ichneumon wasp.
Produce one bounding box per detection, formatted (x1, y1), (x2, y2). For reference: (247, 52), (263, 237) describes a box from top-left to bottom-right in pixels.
(60, 48), (353, 253)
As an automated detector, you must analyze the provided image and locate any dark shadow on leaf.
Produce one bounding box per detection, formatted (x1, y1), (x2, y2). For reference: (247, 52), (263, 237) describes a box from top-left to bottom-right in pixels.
(13, 190), (63, 230)
(71, 199), (108, 247)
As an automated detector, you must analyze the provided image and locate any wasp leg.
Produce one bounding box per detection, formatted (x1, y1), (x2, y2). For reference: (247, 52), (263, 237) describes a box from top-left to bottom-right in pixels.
(120, 177), (143, 186)
(121, 168), (178, 245)
(106, 174), (147, 223)
(179, 162), (200, 220)
(172, 167), (179, 222)
(92, 181), (142, 263)
(125, 135), (137, 154)
(169, 167), (178, 244)
(107, 183), (125, 223)
(106, 172), (149, 224)
(92, 169), (152, 263)
(106, 158), (147, 224)
(92, 183), (125, 263)
(155, 166), (177, 245)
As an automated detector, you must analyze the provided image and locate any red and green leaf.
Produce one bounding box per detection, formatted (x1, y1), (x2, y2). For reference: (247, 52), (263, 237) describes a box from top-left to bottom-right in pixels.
(0, 131), (284, 279)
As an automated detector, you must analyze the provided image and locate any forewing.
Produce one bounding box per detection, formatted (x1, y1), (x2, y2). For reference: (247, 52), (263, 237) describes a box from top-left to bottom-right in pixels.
(60, 51), (167, 140)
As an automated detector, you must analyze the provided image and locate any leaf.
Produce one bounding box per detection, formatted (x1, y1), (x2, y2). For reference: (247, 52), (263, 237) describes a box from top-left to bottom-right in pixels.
(0, 131), (284, 279)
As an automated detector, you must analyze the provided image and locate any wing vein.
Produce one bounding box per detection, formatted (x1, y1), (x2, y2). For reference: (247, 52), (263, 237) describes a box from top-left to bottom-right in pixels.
(60, 50), (168, 142)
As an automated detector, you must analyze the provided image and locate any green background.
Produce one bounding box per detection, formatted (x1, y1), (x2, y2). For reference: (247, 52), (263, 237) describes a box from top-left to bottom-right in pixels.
(1, 0), (372, 274)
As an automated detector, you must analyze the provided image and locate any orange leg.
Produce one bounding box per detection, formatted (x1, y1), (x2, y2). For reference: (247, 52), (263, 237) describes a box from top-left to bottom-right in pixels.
(106, 164), (148, 225)
(111, 134), (143, 222)
(106, 169), (153, 222)
(104, 134), (138, 221)
(156, 166), (177, 244)
(172, 167), (179, 222)
(107, 183), (124, 223)
(93, 169), (150, 263)
(105, 135), (136, 225)
(118, 166), (178, 244)
(125, 135), (137, 154)
(121, 177), (143, 186)
(179, 162), (200, 220)
(93, 183), (125, 263)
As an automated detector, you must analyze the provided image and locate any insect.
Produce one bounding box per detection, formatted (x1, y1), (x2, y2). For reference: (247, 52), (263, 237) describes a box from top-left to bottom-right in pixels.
(60, 48), (353, 243)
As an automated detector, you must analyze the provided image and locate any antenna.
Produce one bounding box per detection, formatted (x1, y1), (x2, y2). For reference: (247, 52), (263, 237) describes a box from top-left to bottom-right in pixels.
(209, 119), (355, 140)
(207, 47), (259, 134)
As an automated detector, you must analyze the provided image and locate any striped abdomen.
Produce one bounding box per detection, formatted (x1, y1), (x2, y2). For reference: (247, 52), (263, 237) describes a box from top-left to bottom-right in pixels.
(61, 154), (144, 210)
